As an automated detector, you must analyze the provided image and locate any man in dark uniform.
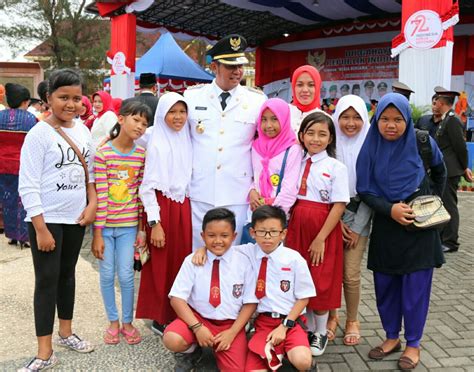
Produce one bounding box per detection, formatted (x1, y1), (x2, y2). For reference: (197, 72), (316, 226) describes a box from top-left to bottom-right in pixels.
(392, 81), (414, 100)
(415, 94), (442, 138)
(434, 86), (473, 252)
(135, 72), (159, 124)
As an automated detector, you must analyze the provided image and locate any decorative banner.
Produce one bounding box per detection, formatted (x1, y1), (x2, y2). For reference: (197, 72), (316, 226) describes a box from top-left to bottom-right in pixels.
(307, 43), (398, 82)
(391, 1), (459, 57)
(106, 13), (136, 75)
(404, 10), (443, 50)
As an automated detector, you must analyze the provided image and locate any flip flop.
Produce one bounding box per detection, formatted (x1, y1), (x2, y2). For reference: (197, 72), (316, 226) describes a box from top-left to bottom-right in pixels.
(104, 328), (120, 345)
(343, 320), (361, 346)
(326, 315), (339, 341)
(121, 327), (142, 345)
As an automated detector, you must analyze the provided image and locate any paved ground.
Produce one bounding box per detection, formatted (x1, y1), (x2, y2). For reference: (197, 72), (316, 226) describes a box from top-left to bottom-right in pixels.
(0, 193), (473, 371)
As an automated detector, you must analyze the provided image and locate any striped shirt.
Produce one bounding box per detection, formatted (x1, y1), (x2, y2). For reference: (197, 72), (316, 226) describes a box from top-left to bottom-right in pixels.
(94, 142), (145, 229)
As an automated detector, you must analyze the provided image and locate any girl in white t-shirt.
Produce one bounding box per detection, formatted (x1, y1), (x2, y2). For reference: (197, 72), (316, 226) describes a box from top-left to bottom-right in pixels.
(286, 111), (349, 358)
(19, 69), (97, 371)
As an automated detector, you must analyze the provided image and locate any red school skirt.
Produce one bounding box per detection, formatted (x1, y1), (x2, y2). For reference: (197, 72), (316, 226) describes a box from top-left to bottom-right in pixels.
(286, 199), (343, 311)
(136, 191), (192, 324)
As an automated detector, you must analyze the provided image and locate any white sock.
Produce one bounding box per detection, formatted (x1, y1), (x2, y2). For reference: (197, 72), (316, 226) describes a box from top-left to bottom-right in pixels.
(315, 312), (329, 336)
(306, 311), (316, 333)
(182, 343), (197, 354)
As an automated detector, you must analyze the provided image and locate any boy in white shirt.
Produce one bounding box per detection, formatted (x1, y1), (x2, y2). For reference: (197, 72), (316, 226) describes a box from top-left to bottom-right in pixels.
(193, 205), (317, 371)
(163, 208), (258, 371)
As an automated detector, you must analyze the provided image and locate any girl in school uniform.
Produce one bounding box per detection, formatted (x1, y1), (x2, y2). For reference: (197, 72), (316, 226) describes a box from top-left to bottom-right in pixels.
(18, 69), (97, 371)
(356, 93), (446, 370)
(136, 92), (193, 335)
(286, 111), (350, 357)
(248, 97), (302, 216)
(289, 65), (324, 133)
(327, 95), (372, 345)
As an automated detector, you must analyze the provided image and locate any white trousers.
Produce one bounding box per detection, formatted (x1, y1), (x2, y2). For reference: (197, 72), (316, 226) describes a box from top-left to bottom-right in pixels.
(191, 200), (249, 251)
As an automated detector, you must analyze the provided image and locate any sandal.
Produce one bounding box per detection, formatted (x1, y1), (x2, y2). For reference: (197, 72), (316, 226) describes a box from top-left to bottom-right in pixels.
(326, 315), (339, 341)
(368, 340), (402, 360)
(121, 326), (141, 345)
(343, 320), (361, 346)
(104, 328), (120, 345)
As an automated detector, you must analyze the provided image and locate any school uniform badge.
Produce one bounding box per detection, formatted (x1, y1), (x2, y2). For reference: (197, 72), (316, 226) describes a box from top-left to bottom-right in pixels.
(280, 280), (290, 292)
(319, 190), (330, 202)
(232, 284), (243, 298)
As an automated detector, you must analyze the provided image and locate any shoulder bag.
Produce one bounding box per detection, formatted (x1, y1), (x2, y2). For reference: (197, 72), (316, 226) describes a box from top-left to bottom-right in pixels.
(47, 121), (90, 186)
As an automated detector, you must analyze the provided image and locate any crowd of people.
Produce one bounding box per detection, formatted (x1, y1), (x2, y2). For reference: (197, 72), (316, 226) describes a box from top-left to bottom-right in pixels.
(0, 33), (471, 372)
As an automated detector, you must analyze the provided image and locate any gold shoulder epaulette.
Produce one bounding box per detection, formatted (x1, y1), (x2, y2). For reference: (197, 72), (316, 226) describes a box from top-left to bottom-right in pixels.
(246, 86), (264, 95)
(187, 83), (205, 90)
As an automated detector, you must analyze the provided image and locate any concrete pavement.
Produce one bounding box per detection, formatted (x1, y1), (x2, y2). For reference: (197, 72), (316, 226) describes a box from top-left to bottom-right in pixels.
(1, 193), (473, 371)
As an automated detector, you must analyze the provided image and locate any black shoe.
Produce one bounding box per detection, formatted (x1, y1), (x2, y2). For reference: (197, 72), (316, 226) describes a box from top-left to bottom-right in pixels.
(309, 332), (328, 356)
(8, 239), (18, 245)
(174, 347), (202, 372)
(442, 245), (458, 253)
(151, 321), (166, 336)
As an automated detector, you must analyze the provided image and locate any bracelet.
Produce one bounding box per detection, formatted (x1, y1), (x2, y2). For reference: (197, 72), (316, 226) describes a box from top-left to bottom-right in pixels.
(188, 322), (202, 331)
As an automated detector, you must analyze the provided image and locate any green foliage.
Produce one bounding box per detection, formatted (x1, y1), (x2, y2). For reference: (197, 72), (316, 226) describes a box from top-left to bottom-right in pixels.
(0, 0), (109, 93)
(410, 103), (431, 124)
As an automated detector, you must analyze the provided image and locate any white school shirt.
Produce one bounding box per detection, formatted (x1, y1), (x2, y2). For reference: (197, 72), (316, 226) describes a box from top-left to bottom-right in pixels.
(237, 243), (316, 315)
(297, 150), (350, 204)
(169, 246), (258, 320)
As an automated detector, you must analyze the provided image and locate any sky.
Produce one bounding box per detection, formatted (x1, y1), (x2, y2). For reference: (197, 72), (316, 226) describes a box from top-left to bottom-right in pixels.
(0, 10), (39, 61)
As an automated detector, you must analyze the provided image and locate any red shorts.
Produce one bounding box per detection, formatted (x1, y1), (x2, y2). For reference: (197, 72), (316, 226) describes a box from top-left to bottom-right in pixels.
(245, 314), (309, 371)
(165, 312), (247, 372)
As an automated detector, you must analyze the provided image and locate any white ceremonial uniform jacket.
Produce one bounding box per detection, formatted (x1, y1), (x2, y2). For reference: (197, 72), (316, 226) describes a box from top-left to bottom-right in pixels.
(184, 81), (267, 206)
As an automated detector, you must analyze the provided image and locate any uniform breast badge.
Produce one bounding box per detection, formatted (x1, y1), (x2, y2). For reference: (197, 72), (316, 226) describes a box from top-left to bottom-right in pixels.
(196, 120), (205, 134)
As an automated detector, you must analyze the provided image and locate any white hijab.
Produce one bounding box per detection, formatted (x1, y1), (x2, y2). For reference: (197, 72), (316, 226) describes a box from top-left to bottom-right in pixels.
(333, 95), (370, 197)
(140, 92), (192, 203)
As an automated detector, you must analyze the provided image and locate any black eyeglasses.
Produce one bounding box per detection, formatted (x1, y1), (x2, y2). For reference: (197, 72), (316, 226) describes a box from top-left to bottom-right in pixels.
(254, 230), (283, 238)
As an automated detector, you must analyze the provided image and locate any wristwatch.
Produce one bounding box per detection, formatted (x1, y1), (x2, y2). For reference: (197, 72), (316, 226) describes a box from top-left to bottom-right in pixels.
(282, 318), (296, 329)
(148, 220), (158, 228)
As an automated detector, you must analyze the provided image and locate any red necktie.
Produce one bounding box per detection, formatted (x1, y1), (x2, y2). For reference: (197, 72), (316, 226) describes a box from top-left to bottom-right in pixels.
(298, 158), (312, 196)
(255, 257), (268, 299)
(209, 259), (221, 307)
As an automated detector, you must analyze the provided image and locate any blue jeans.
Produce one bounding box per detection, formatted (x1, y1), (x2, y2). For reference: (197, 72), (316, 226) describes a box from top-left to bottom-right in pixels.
(99, 226), (137, 323)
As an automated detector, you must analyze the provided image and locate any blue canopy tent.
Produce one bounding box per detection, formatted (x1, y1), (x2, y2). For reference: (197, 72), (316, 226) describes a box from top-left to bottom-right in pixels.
(104, 32), (213, 92)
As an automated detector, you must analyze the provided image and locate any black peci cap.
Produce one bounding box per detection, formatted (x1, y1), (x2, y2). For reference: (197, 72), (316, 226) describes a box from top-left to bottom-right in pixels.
(207, 34), (249, 65)
(377, 82), (388, 90)
(139, 73), (157, 86)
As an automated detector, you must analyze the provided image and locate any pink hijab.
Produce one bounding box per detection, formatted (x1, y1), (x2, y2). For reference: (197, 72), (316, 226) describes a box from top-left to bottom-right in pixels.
(253, 98), (296, 198)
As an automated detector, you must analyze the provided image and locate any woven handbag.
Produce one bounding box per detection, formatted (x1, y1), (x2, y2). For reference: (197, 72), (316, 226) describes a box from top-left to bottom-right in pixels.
(406, 195), (451, 230)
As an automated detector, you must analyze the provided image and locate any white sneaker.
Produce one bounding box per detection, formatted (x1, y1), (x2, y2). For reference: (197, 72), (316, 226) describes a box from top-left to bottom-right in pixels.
(310, 332), (328, 356)
(18, 352), (59, 371)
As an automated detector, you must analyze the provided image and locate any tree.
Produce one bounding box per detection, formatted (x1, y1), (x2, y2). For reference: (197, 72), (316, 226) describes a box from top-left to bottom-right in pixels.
(0, 0), (109, 93)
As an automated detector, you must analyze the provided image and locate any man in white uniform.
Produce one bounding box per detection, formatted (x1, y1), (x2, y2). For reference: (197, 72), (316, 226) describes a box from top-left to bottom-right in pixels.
(184, 34), (267, 249)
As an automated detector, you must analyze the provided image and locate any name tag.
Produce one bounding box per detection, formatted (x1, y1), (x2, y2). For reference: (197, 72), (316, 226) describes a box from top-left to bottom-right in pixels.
(195, 106), (207, 110)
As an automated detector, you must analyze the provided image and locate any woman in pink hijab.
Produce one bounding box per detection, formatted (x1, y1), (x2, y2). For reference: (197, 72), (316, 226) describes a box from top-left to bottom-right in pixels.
(248, 98), (303, 215)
